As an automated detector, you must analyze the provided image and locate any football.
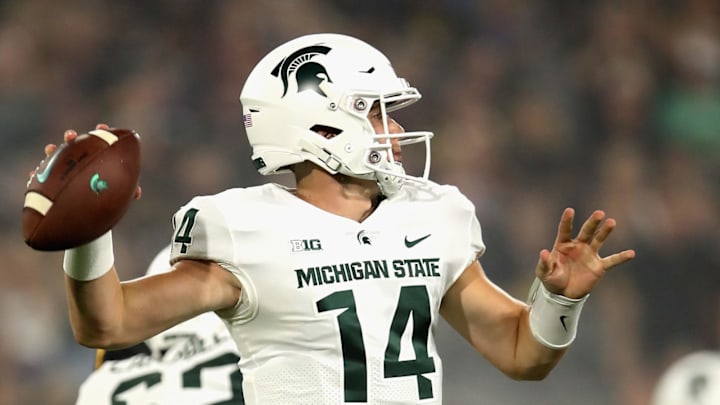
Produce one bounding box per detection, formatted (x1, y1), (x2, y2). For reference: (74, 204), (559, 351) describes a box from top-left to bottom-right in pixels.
(23, 128), (141, 251)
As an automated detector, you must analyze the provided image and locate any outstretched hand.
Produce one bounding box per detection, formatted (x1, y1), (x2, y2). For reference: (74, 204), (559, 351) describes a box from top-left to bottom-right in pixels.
(33, 123), (142, 200)
(535, 208), (635, 299)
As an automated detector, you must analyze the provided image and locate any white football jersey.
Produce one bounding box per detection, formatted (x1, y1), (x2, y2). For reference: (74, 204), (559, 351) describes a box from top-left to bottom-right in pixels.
(170, 182), (485, 405)
(76, 246), (244, 405)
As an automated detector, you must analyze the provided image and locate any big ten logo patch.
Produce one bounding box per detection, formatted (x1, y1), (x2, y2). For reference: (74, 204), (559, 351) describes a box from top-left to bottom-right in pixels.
(290, 239), (323, 252)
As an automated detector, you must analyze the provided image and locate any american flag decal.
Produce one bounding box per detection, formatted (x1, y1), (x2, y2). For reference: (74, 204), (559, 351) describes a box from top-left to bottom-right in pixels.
(243, 113), (253, 128)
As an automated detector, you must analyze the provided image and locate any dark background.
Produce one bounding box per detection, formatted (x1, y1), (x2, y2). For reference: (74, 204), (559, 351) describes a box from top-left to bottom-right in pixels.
(1, 1), (718, 404)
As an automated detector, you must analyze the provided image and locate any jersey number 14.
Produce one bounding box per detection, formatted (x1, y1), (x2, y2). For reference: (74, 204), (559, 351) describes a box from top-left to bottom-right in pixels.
(317, 286), (435, 403)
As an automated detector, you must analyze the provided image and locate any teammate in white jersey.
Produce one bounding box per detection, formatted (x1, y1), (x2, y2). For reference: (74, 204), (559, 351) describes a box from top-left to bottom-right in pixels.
(75, 246), (244, 405)
(652, 351), (720, 405)
(42, 33), (635, 404)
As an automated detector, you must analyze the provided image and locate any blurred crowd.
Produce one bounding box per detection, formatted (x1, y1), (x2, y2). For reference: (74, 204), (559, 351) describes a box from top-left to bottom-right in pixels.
(1, 1), (718, 404)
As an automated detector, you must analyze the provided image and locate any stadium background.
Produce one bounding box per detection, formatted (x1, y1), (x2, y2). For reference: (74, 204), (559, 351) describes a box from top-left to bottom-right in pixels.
(1, 1), (718, 404)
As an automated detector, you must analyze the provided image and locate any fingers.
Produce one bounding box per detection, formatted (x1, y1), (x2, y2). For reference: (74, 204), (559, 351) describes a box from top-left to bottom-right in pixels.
(43, 128), (79, 159)
(556, 209), (624, 250)
(576, 210), (605, 244)
(590, 217), (616, 251)
(554, 207), (575, 245)
(44, 144), (57, 157)
(133, 185), (142, 200)
(64, 129), (77, 143)
(35, 124), (110, 177)
(63, 123), (108, 143)
(534, 248), (552, 278)
(601, 249), (636, 270)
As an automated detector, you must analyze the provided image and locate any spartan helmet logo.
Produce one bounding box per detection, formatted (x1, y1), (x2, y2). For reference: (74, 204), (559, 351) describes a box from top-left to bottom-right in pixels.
(271, 45), (333, 98)
(689, 374), (709, 400)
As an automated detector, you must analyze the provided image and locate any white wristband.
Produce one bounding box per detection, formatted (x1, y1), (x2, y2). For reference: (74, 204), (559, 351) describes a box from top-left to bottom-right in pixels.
(63, 231), (115, 281)
(527, 278), (588, 349)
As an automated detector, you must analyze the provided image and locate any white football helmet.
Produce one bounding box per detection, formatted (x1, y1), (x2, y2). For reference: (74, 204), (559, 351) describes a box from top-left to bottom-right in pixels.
(652, 351), (720, 405)
(239, 33), (433, 196)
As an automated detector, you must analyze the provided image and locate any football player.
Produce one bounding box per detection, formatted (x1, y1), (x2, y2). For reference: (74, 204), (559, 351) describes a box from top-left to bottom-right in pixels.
(46, 33), (635, 404)
(652, 351), (720, 405)
(75, 245), (244, 404)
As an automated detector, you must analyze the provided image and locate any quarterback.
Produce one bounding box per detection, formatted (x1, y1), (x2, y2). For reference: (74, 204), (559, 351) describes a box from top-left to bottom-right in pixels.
(46, 33), (635, 404)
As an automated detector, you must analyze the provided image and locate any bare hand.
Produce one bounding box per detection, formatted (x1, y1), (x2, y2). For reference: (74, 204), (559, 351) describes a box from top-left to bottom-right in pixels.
(535, 208), (635, 299)
(32, 123), (142, 200)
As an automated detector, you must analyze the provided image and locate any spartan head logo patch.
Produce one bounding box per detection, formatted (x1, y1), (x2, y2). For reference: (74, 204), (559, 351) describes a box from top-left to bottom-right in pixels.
(356, 230), (372, 246)
(271, 45), (332, 98)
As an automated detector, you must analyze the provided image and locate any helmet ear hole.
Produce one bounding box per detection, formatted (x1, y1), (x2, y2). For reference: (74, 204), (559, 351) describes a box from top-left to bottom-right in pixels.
(310, 125), (343, 140)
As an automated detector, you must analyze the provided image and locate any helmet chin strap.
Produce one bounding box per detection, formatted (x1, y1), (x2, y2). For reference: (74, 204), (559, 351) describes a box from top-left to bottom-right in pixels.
(297, 137), (408, 196)
(297, 138), (345, 174)
(374, 161), (405, 196)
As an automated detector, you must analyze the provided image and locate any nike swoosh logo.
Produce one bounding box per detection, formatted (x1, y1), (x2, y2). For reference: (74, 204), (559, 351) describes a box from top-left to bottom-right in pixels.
(404, 234), (431, 248)
(559, 315), (568, 332)
(36, 144), (66, 184)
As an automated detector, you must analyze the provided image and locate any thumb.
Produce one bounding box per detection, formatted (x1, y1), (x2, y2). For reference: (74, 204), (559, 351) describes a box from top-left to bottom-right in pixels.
(535, 249), (551, 279)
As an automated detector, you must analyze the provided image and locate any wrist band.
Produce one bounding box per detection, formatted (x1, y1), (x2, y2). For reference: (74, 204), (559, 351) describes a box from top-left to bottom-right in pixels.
(527, 278), (589, 349)
(63, 231), (114, 281)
